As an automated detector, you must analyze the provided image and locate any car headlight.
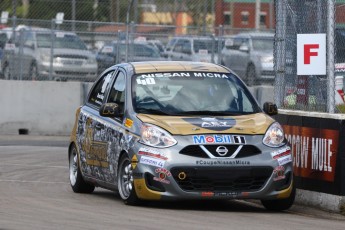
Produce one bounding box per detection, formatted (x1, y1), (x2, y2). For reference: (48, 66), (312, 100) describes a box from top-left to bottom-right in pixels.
(140, 123), (177, 148)
(263, 122), (285, 147)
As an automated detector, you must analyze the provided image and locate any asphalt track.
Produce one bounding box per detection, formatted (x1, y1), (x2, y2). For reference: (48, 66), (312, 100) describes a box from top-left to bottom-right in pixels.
(0, 135), (345, 230)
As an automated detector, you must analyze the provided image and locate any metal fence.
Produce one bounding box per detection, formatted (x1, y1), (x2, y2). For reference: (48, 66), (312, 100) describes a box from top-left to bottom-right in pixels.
(0, 0), (278, 84)
(274, 0), (345, 114)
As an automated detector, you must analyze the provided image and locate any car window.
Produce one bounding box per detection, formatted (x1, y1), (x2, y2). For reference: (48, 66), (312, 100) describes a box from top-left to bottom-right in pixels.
(166, 38), (177, 51)
(36, 33), (87, 50)
(107, 71), (126, 119)
(172, 39), (186, 53)
(251, 38), (273, 51)
(133, 72), (260, 115)
(88, 71), (115, 107)
(193, 39), (217, 53)
(228, 37), (249, 50)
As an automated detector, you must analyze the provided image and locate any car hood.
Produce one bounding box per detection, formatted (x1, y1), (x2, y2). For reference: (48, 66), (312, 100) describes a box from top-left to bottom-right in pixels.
(136, 113), (274, 135)
(39, 48), (95, 58)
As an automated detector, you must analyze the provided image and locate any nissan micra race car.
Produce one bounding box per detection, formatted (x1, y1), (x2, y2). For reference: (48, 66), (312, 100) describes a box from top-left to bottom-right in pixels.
(69, 61), (295, 211)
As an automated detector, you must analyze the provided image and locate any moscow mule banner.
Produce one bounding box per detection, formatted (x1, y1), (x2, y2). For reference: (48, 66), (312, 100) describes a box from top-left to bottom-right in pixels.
(275, 114), (345, 195)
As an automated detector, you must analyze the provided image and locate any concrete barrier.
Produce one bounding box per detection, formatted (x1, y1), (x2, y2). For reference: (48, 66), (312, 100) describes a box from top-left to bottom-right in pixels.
(0, 80), (92, 135)
(0, 80), (273, 135)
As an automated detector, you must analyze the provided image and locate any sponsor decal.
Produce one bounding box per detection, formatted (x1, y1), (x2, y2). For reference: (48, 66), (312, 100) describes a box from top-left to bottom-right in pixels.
(154, 168), (171, 184)
(153, 177), (170, 184)
(273, 166), (286, 181)
(124, 118), (134, 128)
(155, 168), (171, 177)
(137, 72), (229, 79)
(131, 155), (138, 169)
(214, 192), (239, 197)
(193, 135), (232, 144)
(283, 125), (339, 182)
(271, 146), (291, 160)
(277, 155), (292, 166)
(201, 191), (214, 197)
(196, 160), (250, 166)
(140, 156), (165, 168)
(138, 147), (168, 160)
(232, 136), (246, 144)
(184, 117), (236, 131)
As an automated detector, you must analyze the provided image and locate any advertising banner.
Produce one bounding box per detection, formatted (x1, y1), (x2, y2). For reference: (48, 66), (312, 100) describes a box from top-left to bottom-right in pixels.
(275, 113), (345, 195)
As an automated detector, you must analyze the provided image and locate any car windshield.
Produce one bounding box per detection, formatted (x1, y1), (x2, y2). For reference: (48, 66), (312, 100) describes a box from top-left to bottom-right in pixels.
(193, 39), (219, 53)
(252, 38), (274, 51)
(132, 72), (261, 116)
(37, 33), (87, 50)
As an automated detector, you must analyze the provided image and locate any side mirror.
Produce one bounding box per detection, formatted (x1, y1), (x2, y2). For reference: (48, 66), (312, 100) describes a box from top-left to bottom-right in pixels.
(99, 103), (120, 117)
(263, 102), (278, 116)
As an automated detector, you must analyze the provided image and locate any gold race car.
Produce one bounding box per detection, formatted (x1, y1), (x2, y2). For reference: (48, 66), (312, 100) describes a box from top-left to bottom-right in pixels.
(68, 61), (294, 211)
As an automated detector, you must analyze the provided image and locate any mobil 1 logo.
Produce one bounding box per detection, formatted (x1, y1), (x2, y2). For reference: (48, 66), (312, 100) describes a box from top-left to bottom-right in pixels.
(233, 136), (246, 144)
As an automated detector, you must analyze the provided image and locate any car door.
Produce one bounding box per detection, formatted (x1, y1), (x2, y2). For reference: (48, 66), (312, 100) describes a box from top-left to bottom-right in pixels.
(76, 69), (117, 183)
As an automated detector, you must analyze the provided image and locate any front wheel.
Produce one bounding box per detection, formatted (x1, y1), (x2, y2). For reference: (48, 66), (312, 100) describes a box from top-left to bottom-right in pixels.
(117, 154), (140, 205)
(261, 184), (296, 211)
(69, 144), (95, 193)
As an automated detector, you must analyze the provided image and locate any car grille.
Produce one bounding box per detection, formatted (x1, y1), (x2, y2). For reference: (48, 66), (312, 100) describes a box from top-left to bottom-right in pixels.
(54, 54), (88, 59)
(179, 145), (261, 158)
(170, 167), (272, 192)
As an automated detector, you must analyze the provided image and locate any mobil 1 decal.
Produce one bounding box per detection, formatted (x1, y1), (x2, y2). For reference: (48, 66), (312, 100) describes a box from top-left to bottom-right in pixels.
(183, 117), (236, 131)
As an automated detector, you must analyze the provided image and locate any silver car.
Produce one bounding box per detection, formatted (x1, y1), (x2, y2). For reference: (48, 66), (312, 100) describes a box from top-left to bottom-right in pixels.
(69, 61), (295, 211)
(221, 32), (274, 86)
(2, 26), (97, 81)
(164, 36), (219, 63)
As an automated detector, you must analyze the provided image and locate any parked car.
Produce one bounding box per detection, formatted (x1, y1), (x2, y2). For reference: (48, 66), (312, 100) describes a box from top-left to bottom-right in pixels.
(96, 41), (165, 74)
(68, 61), (295, 211)
(221, 32), (274, 86)
(164, 36), (221, 63)
(1, 26), (97, 81)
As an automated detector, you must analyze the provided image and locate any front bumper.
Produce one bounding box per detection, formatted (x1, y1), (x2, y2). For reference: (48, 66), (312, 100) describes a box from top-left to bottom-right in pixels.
(131, 139), (293, 201)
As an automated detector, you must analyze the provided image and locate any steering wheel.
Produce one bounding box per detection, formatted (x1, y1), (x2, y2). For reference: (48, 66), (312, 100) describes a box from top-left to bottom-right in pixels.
(137, 96), (165, 110)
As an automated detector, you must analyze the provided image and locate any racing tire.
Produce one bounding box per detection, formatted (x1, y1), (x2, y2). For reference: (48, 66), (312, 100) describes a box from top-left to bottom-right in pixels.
(261, 184), (296, 211)
(69, 144), (95, 193)
(245, 64), (256, 86)
(117, 154), (140, 205)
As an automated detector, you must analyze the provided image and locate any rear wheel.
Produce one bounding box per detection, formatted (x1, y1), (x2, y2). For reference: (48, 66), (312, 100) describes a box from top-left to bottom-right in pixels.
(117, 154), (140, 205)
(261, 184), (296, 211)
(69, 144), (95, 193)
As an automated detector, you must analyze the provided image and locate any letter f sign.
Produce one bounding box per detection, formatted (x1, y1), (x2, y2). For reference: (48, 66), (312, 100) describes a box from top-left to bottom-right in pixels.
(304, 44), (319, 64)
(297, 34), (326, 75)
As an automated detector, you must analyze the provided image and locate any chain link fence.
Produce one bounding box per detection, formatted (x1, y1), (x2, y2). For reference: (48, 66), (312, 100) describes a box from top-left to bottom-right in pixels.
(0, 0), (276, 85)
(274, 0), (345, 114)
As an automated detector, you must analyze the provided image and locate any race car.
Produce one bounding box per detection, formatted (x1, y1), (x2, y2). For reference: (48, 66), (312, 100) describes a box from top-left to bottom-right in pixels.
(68, 61), (295, 211)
